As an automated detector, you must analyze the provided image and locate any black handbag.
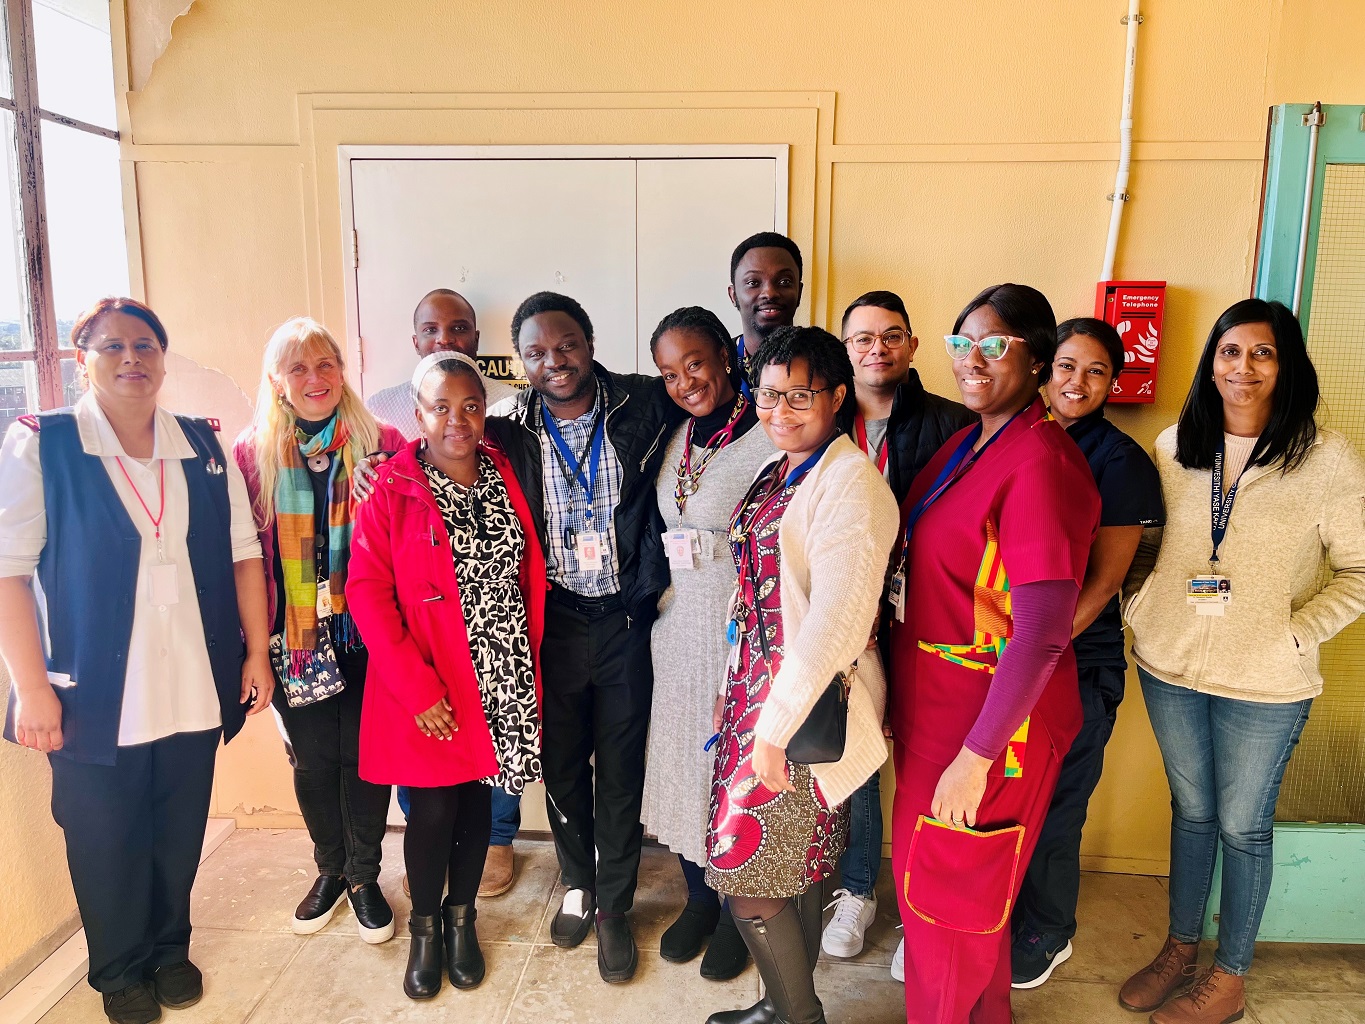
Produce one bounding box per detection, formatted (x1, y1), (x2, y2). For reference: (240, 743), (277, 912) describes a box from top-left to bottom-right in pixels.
(786, 671), (849, 765)
(740, 529), (850, 766)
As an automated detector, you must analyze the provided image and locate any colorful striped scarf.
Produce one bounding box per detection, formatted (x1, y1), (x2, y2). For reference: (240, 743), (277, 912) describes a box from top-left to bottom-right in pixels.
(275, 415), (359, 679)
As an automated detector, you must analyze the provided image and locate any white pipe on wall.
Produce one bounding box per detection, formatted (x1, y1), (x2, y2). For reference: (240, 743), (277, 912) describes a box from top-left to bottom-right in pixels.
(1292, 102), (1324, 317)
(1102, 0), (1142, 282)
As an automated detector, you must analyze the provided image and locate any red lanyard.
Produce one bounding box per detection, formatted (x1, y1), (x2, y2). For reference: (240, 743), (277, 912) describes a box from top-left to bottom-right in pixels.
(115, 457), (166, 542)
(854, 410), (889, 473)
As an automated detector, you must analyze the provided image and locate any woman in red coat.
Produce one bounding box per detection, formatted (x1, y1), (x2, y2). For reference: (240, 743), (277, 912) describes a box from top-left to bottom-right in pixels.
(347, 353), (546, 1001)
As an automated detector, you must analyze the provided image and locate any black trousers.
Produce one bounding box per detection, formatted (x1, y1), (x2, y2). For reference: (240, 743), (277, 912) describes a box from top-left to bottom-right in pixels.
(540, 589), (653, 915)
(404, 782), (493, 916)
(49, 728), (221, 993)
(1015, 662), (1125, 942)
(273, 648), (391, 885)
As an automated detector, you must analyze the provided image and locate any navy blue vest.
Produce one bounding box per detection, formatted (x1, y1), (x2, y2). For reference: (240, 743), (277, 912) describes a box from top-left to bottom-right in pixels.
(2, 410), (247, 765)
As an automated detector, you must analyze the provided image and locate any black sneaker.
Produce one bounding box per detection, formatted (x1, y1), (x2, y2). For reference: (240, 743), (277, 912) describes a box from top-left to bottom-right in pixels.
(348, 880), (395, 944)
(1010, 929), (1073, 989)
(292, 874), (348, 935)
(103, 981), (161, 1024)
(148, 960), (203, 1008)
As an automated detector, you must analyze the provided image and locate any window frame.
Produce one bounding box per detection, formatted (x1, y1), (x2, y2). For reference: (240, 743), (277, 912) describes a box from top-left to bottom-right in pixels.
(0, 0), (120, 411)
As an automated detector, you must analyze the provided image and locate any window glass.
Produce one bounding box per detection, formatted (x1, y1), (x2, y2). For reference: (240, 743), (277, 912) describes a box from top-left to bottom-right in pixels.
(0, 4), (13, 101)
(33, 0), (116, 129)
(41, 120), (128, 335)
(0, 110), (30, 352)
(0, 359), (37, 434)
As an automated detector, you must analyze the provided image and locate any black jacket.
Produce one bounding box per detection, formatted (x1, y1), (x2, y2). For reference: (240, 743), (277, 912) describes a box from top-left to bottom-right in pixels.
(836, 369), (977, 504)
(495, 363), (680, 620)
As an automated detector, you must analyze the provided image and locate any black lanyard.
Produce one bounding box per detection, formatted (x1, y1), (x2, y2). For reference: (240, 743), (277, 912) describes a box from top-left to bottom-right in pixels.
(1209, 439), (1250, 569)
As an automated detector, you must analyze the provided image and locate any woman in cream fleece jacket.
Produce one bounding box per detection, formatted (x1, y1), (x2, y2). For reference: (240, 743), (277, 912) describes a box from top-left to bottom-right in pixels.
(1120, 299), (1365, 1024)
(703, 327), (898, 1024)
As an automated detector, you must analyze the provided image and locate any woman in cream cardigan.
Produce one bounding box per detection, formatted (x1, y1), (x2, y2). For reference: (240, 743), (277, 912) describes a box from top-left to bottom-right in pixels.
(1121, 299), (1365, 1024)
(703, 326), (898, 1024)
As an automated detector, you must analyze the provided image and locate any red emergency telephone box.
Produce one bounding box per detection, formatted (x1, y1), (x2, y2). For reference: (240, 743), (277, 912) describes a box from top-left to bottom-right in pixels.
(1095, 281), (1166, 404)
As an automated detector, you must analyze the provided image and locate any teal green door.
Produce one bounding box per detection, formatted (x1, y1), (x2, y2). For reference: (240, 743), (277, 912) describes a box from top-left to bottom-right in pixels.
(1205, 103), (1365, 943)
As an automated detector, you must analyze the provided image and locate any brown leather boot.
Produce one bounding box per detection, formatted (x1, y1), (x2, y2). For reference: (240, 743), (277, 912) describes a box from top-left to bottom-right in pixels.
(478, 844), (515, 898)
(1118, 935), (1199, 1012)
(1150, 966), (1245, 1024)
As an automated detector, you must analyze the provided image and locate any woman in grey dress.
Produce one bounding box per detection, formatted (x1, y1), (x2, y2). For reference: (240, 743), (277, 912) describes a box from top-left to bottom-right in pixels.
(641, 307), (775, 980)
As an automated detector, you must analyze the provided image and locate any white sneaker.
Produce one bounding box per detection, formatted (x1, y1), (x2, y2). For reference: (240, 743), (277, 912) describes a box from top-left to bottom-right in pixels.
(820, 888), (877, 958)
(891, 937), (905, 982)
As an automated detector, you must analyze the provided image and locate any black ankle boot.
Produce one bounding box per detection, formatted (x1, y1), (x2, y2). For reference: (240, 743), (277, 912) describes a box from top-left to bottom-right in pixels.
(442, 902), (485, 989)
(705, 996), (775, 1024)
(733, 902), (825, 1024)
(404, 914), (443, 999)
(700, 903), (752, 980)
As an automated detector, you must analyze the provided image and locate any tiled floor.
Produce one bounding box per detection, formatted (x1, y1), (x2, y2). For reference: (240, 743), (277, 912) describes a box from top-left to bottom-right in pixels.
(39, 828), (1365, 1023)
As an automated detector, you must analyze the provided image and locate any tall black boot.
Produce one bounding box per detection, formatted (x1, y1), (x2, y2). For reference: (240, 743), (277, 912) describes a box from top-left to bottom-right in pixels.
(704, 885), (827, 1024)
(442, 901), (486, 989)
(735, 901), (825, 1024)
(404, 914), (443, 1000)
(796, 880), (825, 966)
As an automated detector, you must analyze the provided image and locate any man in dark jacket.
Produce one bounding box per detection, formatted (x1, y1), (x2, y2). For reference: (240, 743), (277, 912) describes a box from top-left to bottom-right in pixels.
(821, 290), (976, 970)
(496, 291), (675, 986)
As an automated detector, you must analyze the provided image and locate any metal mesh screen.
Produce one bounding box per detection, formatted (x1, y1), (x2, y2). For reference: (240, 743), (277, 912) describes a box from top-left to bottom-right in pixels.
(1276, 162), (1365, 824)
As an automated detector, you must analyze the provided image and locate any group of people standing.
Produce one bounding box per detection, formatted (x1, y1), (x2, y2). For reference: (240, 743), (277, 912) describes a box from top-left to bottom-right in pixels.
(2, 230), (1363, 1024)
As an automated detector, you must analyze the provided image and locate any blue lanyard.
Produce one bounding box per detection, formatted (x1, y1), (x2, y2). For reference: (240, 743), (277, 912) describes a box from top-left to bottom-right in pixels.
(734, 334), (751, 399)
(896, 404), (1028, 568)
(1209, 440), (1247, 567)
(542, 403), (606, 522)
(783, 434), (837, 488)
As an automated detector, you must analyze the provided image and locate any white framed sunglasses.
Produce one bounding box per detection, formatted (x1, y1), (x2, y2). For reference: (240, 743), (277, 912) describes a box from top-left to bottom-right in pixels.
(943, 334), (1028, 361)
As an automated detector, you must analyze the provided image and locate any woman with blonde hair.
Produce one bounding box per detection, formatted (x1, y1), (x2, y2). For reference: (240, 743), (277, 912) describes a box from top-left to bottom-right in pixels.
(234, 317), (407, 943)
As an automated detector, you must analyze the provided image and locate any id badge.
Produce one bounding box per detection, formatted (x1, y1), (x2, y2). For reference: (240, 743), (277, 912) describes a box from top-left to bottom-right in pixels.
(1187, 575), (1231, 617)
(665, 528), (697, 571)
(888, 569), (907, 623)
(316, 579), (333, 617)
(575, 530), (604, 571)
(147, 563), (180, 606)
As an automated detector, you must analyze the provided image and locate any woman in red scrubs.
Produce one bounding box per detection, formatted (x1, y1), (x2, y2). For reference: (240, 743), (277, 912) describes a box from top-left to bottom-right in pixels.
(888, 284), (1100, 1023)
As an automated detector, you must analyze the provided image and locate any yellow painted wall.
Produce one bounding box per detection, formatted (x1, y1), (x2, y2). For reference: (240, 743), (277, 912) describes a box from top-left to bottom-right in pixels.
(8, 3), (1365, 986)
(0, 663), (79, 993)
(111, 0), (1364, 873)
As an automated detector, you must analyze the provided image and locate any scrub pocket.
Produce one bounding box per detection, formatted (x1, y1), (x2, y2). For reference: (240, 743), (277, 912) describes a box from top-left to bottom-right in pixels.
(903, 814), (1026, 934)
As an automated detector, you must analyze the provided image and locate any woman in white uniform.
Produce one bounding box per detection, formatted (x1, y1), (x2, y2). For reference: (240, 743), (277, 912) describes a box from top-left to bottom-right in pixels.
(0, 297), (271, 1024)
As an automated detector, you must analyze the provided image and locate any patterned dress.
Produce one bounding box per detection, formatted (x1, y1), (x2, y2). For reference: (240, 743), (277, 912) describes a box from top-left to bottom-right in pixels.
(704, 464), (848, 898)
(421, 452), (541, 793)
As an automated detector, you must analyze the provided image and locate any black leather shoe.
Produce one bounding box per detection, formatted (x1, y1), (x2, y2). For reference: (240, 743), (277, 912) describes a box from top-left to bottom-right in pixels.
(148, 961), (202, 1009)
(700, 904), (751, 981)
(103, 981), (161, 1024)
(292, 874), (348, 935)
(596, 914), (638, 984)
(404, 914), (443, 1000)
(549, 888), (596, 948)
(660, 900), (721, 963)
(706, 997), (776, 1024)
(441, 902), (485, 989)
(348, 881), (395, 944)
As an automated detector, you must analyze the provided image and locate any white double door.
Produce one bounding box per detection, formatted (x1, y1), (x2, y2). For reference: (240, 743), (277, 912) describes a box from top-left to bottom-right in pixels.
(348, 150), (786, 396)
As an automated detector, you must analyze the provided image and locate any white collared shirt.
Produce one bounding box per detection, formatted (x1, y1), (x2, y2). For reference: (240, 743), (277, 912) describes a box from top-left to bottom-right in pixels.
(0, 393), (262, 746)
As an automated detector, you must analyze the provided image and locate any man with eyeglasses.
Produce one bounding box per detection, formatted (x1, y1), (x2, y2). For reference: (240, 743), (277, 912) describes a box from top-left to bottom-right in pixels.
(821, 290), (974, 975)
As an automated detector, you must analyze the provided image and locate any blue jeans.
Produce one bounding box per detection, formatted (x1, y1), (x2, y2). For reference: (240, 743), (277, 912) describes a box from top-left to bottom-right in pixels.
(1139, 668), (1311, 975)
(398, 785), (522, 847)
(837, 768), (883, 898)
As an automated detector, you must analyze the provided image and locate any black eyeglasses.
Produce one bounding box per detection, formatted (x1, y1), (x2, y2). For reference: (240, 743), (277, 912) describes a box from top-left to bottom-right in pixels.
(752, 386), (834, 411)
